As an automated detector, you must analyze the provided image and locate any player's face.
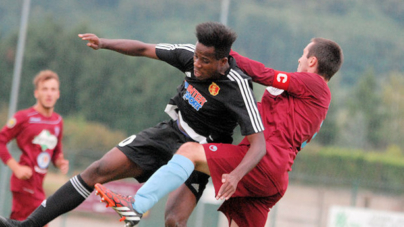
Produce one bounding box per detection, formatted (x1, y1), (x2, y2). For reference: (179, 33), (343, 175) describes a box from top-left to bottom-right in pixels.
(297, 42), (314, 73)
(34, 78), (60, 110)
(193, 42), (225, 80)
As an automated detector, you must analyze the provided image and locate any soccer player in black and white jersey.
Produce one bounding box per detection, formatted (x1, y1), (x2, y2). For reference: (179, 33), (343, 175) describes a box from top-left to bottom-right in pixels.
(0, 22), (265, 227)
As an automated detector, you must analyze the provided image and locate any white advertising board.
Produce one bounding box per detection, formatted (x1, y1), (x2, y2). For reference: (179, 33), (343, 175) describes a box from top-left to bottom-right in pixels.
(327, 206), (404, 227)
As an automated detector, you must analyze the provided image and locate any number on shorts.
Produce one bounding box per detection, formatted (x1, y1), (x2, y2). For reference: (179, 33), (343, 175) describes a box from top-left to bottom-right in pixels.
(118, 135), (137, 147)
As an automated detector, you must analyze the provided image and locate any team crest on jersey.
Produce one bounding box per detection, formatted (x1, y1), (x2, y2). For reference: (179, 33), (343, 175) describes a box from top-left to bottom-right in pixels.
(209, 145), (218, 152)
(208, 82), (220, 96)
(37, 152), (51, 169)
(32, 129), (58, 151)
(183, 81), (207, 111)
(6, 118), (16, 128)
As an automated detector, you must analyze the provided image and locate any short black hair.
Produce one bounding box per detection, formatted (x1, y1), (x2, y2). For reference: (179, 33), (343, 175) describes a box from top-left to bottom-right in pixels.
(195, 22), (237, 60)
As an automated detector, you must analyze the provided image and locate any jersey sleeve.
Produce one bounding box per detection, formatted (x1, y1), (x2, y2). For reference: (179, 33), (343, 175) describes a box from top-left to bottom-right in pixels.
(230, 50), (276, 86)
(155, 43), (195, 72)
(225, 71), (265, 136)
(51, 118), (64, 164)
(0, 112), (26, 164)
(231, 50), (328, 99)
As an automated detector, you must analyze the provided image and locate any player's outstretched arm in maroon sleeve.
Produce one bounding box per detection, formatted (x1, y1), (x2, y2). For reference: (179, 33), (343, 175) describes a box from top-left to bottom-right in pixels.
(230, 50), (276, 86)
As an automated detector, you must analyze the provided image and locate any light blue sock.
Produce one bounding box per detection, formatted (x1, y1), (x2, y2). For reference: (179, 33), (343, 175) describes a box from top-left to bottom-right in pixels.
(133, 154), (194, 214)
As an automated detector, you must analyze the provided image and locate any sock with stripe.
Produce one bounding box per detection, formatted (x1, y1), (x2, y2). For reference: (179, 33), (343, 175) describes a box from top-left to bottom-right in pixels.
(133, 154), (194, 213)
(22, 174), (93, 227)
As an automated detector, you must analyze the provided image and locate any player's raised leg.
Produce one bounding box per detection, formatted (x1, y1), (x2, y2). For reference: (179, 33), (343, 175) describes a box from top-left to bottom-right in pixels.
(94, 142), (209, 227)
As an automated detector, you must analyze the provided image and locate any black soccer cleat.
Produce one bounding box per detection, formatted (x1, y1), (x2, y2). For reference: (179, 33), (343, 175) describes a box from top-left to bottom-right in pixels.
(94, 183), (142, 227)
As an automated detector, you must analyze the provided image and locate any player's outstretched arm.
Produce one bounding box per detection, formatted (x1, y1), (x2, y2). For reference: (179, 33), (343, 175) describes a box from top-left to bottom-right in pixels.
(230, 50), (276, 86)
(78, 33), (158, 59)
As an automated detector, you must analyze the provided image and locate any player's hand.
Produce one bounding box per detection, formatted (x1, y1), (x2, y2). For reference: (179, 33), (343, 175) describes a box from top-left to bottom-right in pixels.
(55, 156), (69, 174)
(78, 33), (102, 50)
(216, 173), (240, 200)
(14, 164), (33, 180)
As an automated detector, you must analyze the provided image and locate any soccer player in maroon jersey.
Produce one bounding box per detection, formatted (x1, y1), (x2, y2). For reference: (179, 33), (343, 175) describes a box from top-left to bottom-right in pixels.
(93, 37), (343, 227)
(0, 70), (69, 223)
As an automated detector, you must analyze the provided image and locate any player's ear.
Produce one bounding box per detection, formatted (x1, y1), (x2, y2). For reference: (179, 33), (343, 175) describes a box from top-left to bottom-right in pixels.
(220, 57), (228, 66)
(309, 56), (317, 67)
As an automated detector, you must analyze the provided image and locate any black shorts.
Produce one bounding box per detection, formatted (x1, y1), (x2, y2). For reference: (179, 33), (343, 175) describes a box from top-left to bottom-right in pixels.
(117, 120), (209, 201)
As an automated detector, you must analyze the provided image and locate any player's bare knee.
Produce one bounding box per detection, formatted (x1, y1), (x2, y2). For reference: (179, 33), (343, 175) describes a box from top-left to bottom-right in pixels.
(176, 142), (201, 160)
(164, 217), (177, 227)
(165, 216), (187, 227)
(81, 160), (108, 185)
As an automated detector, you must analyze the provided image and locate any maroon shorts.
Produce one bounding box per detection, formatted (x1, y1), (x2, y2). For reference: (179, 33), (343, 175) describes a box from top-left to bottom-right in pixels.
(10, 191), (43, 221)
(203, 143), (282, 227)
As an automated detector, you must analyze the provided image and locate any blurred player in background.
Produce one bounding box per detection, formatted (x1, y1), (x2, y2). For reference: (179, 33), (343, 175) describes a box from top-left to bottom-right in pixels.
(0, 70), (69, 224)
(94, 37), (344, 227)
(0, 22), (265, 227)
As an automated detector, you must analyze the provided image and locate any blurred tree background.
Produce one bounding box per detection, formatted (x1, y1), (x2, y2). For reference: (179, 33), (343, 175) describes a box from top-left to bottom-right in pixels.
(0, 0), (403, 170)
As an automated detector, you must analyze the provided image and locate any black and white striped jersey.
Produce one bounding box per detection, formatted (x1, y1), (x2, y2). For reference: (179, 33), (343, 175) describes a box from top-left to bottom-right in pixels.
(156, 43), (264, 144)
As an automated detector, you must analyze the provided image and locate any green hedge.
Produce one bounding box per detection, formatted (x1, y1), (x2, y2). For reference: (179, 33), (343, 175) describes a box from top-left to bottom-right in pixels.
(290, 146), (404, 193)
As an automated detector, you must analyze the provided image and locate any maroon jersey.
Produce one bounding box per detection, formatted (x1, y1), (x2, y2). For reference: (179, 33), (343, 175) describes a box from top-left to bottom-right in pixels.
(231, 50), (331, 195)
(0, 107), (63, 200)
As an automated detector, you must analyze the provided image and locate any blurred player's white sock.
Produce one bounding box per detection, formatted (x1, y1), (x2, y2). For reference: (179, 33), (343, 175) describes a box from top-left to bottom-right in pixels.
(133, 154), (194, 213)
